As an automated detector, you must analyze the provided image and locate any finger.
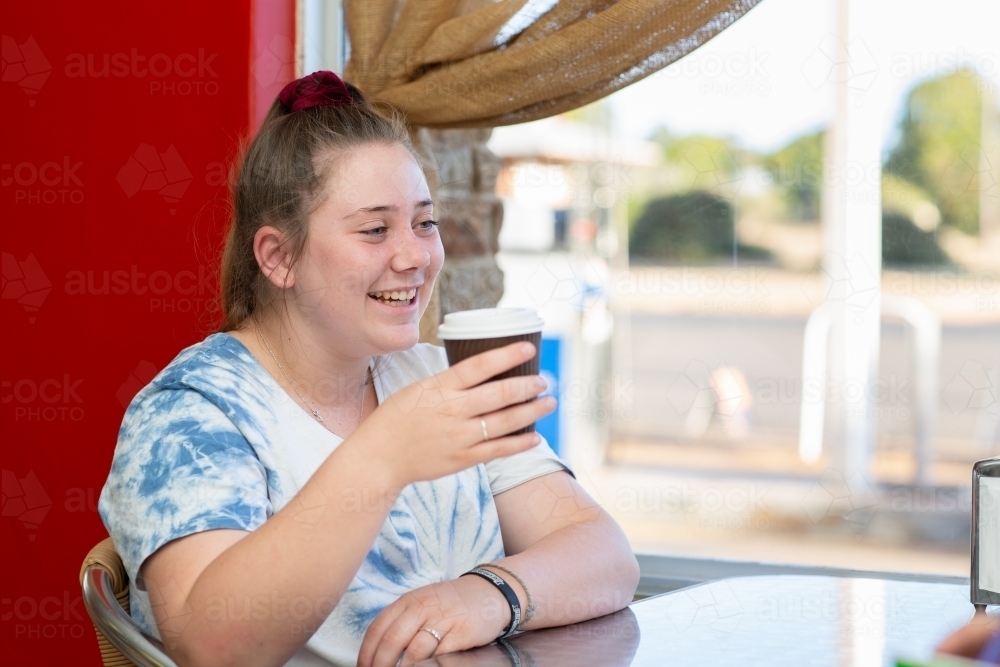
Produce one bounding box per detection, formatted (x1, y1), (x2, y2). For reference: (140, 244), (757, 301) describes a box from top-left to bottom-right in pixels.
(358, 601), (409, 667)
(478, 394), (556, 440)
(399, 628), (444, 666)
(463, 431), (546, 467)
(458, 375), (547, 418)
(438, 342), (536, 391)
(371, 604), (425, 667)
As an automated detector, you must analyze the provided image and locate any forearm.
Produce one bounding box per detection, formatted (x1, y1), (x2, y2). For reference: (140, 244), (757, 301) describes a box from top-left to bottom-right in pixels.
(174, 436), (400, 667)
(483, 512), (639, 632)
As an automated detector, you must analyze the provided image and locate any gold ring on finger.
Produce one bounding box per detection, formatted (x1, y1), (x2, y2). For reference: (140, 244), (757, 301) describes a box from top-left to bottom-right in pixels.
(422, 627), (443, 643)
(480, 417), (490, 442)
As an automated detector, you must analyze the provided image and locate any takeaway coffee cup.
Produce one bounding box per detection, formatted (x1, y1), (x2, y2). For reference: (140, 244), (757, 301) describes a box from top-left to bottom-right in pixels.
(436, 307), (545, 435)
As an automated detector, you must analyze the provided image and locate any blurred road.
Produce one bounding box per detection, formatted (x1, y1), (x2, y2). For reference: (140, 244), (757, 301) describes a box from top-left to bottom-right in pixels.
(614, 312), (1000, 458)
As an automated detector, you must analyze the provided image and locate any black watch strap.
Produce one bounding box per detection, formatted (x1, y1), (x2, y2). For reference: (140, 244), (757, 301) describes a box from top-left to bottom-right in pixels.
(462, 567), (522, 638)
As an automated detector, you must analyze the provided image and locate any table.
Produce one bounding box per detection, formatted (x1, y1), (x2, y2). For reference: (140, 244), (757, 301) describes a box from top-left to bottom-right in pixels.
(415, 575), (976, 666)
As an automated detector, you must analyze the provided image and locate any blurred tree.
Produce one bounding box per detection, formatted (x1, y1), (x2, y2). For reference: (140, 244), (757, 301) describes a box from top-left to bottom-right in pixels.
(648, 132), (747, 197)
(885, 68), (984, 234)
(629, 191), (771, 263)
(761, 130), (824, 222)
(881, 211), (949, 267)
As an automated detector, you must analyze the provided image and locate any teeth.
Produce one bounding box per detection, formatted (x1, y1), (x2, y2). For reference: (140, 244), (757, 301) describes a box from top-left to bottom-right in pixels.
(368, 288), (417, 302)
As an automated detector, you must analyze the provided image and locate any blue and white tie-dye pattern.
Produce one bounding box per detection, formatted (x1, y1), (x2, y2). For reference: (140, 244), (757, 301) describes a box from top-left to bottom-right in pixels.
(99, 332), (570, 666)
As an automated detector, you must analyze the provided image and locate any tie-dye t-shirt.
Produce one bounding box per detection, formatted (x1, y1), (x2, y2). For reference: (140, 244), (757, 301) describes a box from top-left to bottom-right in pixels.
(99, 332), (570, 667)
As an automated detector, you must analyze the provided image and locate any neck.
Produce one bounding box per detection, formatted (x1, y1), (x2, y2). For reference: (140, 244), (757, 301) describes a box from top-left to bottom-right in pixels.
(243, 311), (372, 412)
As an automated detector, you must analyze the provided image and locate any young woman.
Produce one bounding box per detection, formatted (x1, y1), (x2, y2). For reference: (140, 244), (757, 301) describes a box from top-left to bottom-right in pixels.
(99, 71), (639, 667)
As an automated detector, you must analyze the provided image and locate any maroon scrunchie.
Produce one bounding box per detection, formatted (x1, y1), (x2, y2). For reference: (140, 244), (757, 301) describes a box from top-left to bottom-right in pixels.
(278, 70), (354, 112)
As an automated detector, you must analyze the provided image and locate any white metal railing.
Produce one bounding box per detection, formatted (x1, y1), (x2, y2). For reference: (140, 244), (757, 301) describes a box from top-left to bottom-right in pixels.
(798, 296), (941, 485)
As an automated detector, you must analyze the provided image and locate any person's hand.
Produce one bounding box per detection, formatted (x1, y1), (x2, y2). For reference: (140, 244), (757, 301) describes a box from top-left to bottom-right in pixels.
(357, 575), (510, 667)
(349, 342), (555, 486)
(936, 610), (1000, 659)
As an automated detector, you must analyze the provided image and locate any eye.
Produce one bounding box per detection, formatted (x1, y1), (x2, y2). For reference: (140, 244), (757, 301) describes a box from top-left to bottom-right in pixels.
(418, 219), (440, 231)
(362, 226), (387, 237)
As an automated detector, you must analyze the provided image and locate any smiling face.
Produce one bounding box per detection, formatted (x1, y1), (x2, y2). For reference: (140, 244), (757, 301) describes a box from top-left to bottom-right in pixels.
(286, 142), (444, 355)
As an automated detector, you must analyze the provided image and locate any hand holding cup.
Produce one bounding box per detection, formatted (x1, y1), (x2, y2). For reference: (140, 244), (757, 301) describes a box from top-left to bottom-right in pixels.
(352, 337), (555, 487)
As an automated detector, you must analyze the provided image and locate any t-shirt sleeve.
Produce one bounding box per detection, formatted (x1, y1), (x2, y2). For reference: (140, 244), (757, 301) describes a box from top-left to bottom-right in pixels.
(483, 433), (574, 495)
(411, 342), (575, 494)
(98, 387), (271, 588)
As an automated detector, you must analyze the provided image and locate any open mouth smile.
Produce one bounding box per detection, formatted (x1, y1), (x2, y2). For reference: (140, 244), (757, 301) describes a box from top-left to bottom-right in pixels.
(367, 288), (417, 308)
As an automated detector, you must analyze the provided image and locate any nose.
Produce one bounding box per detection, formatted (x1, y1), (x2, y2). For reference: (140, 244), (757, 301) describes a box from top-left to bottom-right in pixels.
(390, 226), (431, 274)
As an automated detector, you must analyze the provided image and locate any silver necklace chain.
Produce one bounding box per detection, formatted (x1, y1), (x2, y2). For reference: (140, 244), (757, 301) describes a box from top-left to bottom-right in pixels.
(253, 319), (369, 430)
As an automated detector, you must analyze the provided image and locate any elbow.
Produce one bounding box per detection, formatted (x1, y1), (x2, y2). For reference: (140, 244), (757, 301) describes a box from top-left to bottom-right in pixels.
(609, 517), (640, 603)
(596, 513), (640, 606)
(620, 549), (641, 603)
(170, 642), (228, 667)
(169, 635), (269, 667)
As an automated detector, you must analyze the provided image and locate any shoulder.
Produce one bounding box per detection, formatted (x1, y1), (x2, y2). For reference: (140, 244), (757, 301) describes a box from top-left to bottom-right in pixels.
(111, 333), (267, 472)
(152, 332), (262, 392)
(124, 332), (272, 424)
(101, 335), (272, 578)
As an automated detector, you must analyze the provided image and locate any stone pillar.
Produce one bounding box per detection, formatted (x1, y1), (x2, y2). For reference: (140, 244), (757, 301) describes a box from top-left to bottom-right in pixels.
(418, 128), (505, 344)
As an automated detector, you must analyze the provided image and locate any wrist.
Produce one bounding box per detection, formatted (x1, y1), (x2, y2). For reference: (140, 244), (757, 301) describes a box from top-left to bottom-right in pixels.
(340, 426), (408, 490)
(459, 571), (512, 638)
(478, 565), (525, 623)
(336, 430), (407, 498)
(477, 563), (535, 629)
(461, 567), (522, 638)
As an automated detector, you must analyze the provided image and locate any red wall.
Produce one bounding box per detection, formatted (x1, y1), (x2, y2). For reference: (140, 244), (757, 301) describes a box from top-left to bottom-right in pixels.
(2, 1), (292, 661)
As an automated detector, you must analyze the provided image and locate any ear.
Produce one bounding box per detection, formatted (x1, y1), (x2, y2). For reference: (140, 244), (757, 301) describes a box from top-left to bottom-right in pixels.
(253, 225), (296, 289)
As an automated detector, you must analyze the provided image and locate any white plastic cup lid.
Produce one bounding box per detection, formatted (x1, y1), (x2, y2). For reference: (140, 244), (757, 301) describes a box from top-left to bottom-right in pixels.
(436, 307), (544, 340)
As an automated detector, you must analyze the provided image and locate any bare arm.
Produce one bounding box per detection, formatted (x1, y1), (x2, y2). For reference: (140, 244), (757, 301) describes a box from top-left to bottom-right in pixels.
(142, 441), (401, 667)
(357, 470), (639, 667)
(487, 470), (640, 630)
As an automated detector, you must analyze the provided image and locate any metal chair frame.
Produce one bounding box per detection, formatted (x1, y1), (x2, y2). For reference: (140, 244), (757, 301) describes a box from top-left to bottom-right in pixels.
(80, 547), (178, 667)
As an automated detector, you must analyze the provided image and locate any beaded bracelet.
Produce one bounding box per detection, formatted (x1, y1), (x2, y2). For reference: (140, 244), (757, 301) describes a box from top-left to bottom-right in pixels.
(478, 562), (536, 629)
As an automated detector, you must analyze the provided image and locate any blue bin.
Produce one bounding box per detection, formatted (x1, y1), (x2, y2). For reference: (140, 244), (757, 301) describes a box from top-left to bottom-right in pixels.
(537, 336), (562, 456)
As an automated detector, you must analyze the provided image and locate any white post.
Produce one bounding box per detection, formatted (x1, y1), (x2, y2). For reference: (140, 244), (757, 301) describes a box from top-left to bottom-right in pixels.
(981, 84), (1000, 243)
(799, 302), (836, 463)
(880, 296), (940, 486)
(300, 0), (345, 75)
(822, 0), (884, 477)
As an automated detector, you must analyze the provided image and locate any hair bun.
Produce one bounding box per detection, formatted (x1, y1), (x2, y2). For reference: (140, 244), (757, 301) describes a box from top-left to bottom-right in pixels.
(278, 71), (355, 112)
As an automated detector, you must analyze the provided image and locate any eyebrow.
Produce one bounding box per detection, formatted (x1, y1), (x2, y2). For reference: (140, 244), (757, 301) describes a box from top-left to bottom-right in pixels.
(346, 199), (435, 217)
